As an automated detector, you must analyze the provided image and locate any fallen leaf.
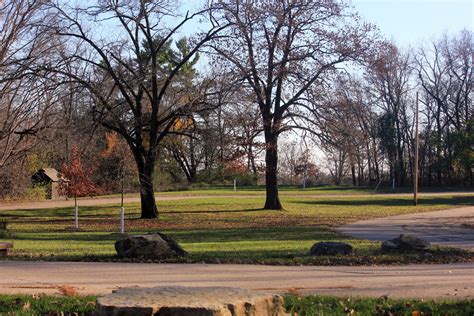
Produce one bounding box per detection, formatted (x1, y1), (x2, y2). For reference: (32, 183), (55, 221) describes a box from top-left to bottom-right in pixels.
(58, 285), (78, 296)
(85, 301), (96, 307)
(287, 287), (301, 296)
(22, 301), (30, 312)
(379, 295), (389, 301)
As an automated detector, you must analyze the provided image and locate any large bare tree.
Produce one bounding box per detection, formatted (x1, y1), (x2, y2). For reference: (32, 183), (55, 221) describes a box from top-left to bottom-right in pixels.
(416, 30), (473, 186)
(365, 43), (413, 187)
(46, 0), (227, 218)
(0, 0), (55, 168)
(209, 0), (375, 209)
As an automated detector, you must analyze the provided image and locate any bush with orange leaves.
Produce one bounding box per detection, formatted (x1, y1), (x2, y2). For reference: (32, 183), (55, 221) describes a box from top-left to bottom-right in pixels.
(60, 147), (99, 198)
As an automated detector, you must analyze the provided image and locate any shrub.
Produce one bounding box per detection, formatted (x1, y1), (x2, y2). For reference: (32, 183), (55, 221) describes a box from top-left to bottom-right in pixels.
(24, 185), (47, 201)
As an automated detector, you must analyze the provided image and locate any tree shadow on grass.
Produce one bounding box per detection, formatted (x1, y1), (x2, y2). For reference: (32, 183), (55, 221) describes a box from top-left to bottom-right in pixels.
(9, 226), (337, 243)
(293, 196), (474, 207)
(301, 186), (372, 192)
(157, 208), (264, 215)
(166, 226), (337, 243)
(9, 233), (122, 242)
(3, 208), (264, 223)
(11, 214), (141, 224)
(0, 205), (140, 217)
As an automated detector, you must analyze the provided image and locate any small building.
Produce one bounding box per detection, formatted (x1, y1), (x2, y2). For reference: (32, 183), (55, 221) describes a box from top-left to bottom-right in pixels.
(31, 168), (68, 200)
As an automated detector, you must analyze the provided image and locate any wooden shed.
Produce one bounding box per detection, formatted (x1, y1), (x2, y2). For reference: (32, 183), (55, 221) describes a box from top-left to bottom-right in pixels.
(31, 168), (67, 200)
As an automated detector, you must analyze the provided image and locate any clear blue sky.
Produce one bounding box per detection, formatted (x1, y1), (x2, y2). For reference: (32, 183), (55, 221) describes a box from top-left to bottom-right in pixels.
(351, 0), (473, 47)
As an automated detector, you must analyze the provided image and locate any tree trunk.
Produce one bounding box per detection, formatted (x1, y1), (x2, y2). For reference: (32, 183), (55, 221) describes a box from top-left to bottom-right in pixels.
(138, 162), (158, 219)
(263, 132), (282, 210)
(351, 165), (357, 186)
(189, 136), (197, 181)
(470, 166), (473, 187)
(367, 148), (372, 184)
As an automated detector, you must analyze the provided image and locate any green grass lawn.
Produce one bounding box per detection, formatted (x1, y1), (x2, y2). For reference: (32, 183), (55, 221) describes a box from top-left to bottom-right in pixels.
(0, 294), (97, 315)
(0, 294), (472, 316)
(159, 185), (377, 196)
(100, 184), (474, 198)
(284, 295), (474, 316)
(0, 193), (473, 265)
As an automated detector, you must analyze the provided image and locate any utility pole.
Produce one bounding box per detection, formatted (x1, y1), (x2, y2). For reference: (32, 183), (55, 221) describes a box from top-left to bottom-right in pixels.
(414, 92), (420, 206)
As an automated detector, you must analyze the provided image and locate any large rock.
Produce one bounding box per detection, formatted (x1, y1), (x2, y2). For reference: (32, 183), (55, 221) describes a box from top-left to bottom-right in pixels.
(381, 234), (430, 252)
(115, 233), (187, 259)
(97, 286), (289, 316)
(310, 241), (353, 256)
(381, 240), (398, 252)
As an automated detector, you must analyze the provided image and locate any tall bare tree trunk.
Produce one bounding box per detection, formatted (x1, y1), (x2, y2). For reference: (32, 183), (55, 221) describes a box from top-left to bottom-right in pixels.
(135, 155), (158, 219)
(351, 165), (357, 186)
(263, 129), (282, 210)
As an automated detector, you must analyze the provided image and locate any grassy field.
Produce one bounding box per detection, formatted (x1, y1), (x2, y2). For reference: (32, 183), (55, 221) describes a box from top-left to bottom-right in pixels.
(0, 294), (472, 316)
(0, 192), (473, 265)
(101, 184), (474, 198)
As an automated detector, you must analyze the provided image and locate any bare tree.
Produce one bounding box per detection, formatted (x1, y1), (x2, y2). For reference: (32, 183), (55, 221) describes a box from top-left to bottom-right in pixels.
(0, 0), (55, 168)
(416, 30), (473, 186)
(365, 42), (413, 187)
(224, 88), (264, 179)
(312, 74), (382, 186)
(209, 0), (375, 209)
(45, 1), (227, 218)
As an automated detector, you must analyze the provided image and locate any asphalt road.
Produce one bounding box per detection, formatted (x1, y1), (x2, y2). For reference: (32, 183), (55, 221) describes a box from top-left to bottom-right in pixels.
(337, 206), (474, 251)
(0, 261), (473, 299)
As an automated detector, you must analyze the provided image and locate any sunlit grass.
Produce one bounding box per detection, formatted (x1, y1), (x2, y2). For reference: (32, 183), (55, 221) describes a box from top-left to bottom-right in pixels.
(1, 294), (472, 315)
(284, 295), (474, 316)
(97, 184), (473, 199)
(0, 193), (472, 264)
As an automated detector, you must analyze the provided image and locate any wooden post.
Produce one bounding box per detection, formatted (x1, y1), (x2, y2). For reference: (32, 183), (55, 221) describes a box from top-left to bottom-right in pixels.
(120, 168), (125, 234)
(303, 168), (307, 189)
(414, 92), (420, 206)
(74, 193), (79, 229)
(120, 207), (125, 234)
(121, 169), (124, 207)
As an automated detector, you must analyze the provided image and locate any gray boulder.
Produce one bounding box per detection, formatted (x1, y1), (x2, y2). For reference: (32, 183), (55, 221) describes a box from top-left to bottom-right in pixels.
(381, 240), (398, 252)
(381, 234), (430, 252)
(115, 232), (187, 259)
(310, 242), (353, 256)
